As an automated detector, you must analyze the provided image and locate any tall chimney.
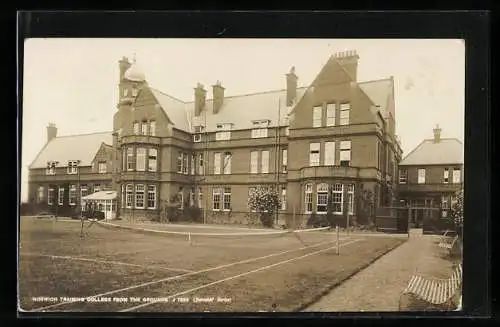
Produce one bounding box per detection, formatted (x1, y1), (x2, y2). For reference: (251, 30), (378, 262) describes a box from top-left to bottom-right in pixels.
(119, 56), (131, 81)
(194, 83), (207, 117)
(46, 123), (57, 143)
(333, 50), (360, 81)
(286, 66), (298, 106)
(433, 124), (442, 143)
(212, 80), (225, 114)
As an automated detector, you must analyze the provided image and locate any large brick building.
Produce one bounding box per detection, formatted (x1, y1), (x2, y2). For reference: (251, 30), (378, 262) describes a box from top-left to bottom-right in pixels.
(27, 50), (403, 226)
(397, 125), (463, 228)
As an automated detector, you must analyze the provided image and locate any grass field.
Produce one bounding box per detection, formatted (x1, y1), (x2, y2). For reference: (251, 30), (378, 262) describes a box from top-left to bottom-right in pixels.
(18, 217), (406, 312)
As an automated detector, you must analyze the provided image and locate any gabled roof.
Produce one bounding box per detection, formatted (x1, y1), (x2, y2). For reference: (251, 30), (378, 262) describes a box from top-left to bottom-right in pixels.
(188, 88), (308, 132)
(29, 132), (113, 169)
(400, 138), (463, 166)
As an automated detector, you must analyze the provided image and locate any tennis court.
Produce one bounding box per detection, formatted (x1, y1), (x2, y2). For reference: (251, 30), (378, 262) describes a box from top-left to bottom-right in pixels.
(19, 217), (406, 312)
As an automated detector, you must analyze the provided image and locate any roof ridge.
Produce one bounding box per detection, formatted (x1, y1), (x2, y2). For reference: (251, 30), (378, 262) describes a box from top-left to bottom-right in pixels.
(50, 131), (112, 139)
(358, 77), (393, 85)
(149, 87), (187, 104)
(183, 86), (310, 104)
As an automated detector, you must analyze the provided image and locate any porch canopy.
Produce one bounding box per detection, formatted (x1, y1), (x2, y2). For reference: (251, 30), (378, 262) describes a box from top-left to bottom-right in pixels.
(82, 190), (117, 201)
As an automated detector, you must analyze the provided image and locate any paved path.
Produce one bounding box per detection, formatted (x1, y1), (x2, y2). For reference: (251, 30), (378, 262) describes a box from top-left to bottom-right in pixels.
(304, 233), (458, 312)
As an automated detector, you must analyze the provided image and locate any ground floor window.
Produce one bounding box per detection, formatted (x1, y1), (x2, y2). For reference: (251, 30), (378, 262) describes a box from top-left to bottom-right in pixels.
(36, 186), (44, 203)
(58, 187), (64, 205)
(212, 188), (221, 211)
(48, 187), (54, 205)
(126, 184), (133, 208)
(223, 187), (231, 211)
(316, 183), (329, 213)
(135, 184), (145, 209)
(147, 185), (156, 209)
(332, 184), (343, 214)
(305, 184), (313, 214)
(347, 184), (355, 214)
(198, 187), (203, 208)
(69, 184), (77, 206)
(281, 185), (287, 211)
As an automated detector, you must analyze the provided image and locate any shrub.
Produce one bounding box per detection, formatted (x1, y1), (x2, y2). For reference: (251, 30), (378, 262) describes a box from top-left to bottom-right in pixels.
(306, 212), (329, 228)
(247, 187), (281, 228)
(450, 188), (464, 237)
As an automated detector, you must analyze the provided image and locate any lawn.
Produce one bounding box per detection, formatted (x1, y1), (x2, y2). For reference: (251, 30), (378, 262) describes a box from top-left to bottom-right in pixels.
(18, 217), (406, 312)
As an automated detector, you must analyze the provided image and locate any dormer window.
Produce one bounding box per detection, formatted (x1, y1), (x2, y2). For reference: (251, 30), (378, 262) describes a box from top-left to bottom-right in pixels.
(133, 122), (139, 135)
(132, 87), (138, 97)
(123, 89), (129, 97)
(67, 160), (79, 175)
(215, 123), (232, 141)
(194, 126), (205, 142)
(251, 120), (269, 138)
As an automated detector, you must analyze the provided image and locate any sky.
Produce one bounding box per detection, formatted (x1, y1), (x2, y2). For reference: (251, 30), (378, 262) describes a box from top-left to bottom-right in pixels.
(20, 38), (465, 202)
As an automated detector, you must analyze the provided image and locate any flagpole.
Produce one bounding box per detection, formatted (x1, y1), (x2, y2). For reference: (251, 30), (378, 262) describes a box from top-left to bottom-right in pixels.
(275, 97), (281, 226)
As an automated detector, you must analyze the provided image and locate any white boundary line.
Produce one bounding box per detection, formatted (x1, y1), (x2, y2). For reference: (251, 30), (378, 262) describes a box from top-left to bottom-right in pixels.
(98, 221), (330, 236)
(20, 253), (195, 273)
(121, 238), (362, 312)
(29, 236), (352, 312)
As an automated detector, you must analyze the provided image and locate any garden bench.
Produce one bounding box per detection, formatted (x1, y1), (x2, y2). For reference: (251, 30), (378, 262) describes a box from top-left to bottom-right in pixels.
(438, 234), (459, 255)
(399, 263), (462, 311)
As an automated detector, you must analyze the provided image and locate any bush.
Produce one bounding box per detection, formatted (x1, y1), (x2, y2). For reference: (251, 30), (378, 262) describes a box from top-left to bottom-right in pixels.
(260, 212), (274, 228)
(306, 212), (329, 228)
(247, 187), (281, 228)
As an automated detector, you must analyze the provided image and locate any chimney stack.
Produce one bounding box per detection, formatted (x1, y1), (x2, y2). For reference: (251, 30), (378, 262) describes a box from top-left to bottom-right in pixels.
(212, 80), (225, 114)
(333, 50), (360, 81)
(194, 83), (207, 117)
(119, 56), (131, 81)
(46, 123), (57, 143)
(286, 66), (298, 106)
(433, 124), (442, 143)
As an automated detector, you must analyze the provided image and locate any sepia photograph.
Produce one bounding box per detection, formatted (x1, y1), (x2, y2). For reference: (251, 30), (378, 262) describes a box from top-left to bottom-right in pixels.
(19, 38), (465, 313)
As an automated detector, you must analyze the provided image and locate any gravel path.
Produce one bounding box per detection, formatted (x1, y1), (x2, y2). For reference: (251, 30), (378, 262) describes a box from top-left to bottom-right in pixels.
(304, 233), (457, 312)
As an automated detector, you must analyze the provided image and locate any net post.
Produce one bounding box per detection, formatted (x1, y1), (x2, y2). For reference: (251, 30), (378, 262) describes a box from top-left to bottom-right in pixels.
(188, 232), (191, 245)
(336, 225), (340, 255)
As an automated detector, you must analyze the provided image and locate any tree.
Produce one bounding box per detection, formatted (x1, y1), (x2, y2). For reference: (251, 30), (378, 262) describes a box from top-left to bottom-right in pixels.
(450, 188), (464, 237)
(247, 187), (281, 228)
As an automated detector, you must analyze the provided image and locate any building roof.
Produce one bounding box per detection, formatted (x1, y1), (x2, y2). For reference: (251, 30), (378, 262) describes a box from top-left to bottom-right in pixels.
(29, 132), (113, 169)
(358, 78), (393, 118)
(188, 87), (308, 132)
(399, 138), (463, 166)
(149, 88), (191, 131)
(82, 190), (117, 201)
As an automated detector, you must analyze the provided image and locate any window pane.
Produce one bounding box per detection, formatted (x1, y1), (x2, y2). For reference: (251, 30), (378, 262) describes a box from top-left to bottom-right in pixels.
(148, 148), (157, 172)
(223, 152), (232, 174)
(141, 122), (148, 135)
(136, 148), (146, 171)
(452, 169), (461, 183)
(418, 169), (426, 184)
(149, 121), (156, 136)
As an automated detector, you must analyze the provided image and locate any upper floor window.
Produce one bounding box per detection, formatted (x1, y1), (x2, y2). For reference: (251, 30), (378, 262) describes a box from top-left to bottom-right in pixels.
(149, 121), (156, 136)
(127, 147), (135, 171)
(177, 151), (183, 173)
(339, 102), (350, 125)
(282, 149), (288, 173)
(148, 148), (157, 172)
(326, 103), (336, 126)
(250, 151), (259, 174)
(198, 153), (204, 175)
(136, 148), (146, 171)
(418, 168), (426, 184)
(399, 168), (407, 184)
(339, 141), (351, 167)
(214, 152), (221, 174)
(141, 121), (148, 135)
(182, 152), (188, 174)
(191, 153), (196, 175)
(215, 123), (232, 141)
(261, 150), (269, 174)
(452, 168), (461, 184)
(67, 160), (79, 175)
(443, 168), (449, 183)
(98, 161), (107, 174)
(251, 120), (269, 138)
(133, 122), (140, 135)
(194, 126), (204, 142)
(324, 141), (335, 166)
(309, 143), (320, 166)
(312, 106), (322, 127)
(223, 152), (232, 174)
(37, 186), (44, 203)
(123, 88), (129, 97)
